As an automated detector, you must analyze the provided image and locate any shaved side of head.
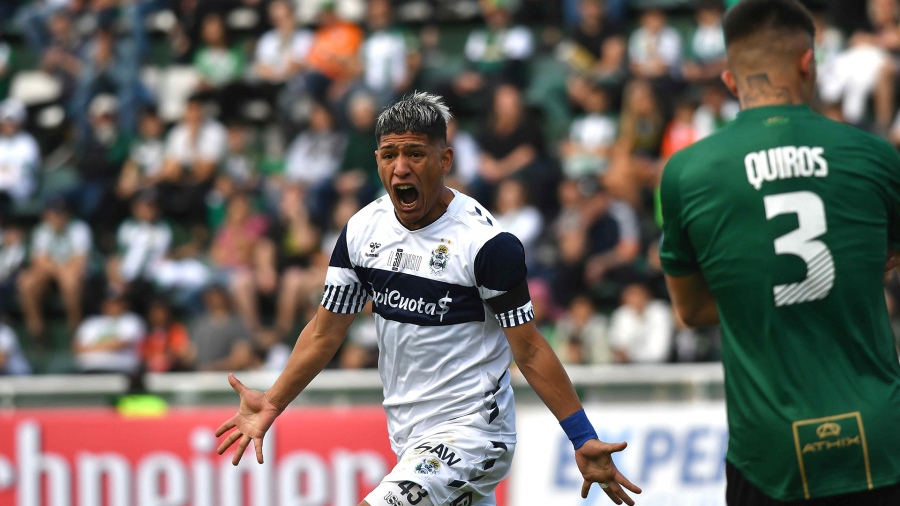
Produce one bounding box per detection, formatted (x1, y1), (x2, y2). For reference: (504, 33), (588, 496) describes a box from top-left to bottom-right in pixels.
(721, 0), (817, 108)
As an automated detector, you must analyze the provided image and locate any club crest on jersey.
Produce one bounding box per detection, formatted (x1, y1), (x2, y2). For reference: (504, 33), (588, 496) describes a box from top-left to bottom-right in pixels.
(415, 457), (442, 475)
(366, 242), (382, 258)
(430, 239), (451, 275)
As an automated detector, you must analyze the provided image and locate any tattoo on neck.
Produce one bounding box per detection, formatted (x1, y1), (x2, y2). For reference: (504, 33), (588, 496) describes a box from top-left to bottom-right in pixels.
(742, 74), (794, 107)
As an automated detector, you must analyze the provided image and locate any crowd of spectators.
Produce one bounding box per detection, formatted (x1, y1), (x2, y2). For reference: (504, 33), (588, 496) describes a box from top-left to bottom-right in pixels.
(1, 0), (899, 377)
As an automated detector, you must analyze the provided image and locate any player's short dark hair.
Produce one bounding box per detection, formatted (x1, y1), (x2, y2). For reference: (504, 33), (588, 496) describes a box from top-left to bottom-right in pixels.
(375, 92), (452, 145)
(723, 0), (814, 47)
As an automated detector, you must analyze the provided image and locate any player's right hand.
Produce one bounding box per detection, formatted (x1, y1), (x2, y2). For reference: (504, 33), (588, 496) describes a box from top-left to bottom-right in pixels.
(215, 373), (284, 466)
(575, 439), (642, 505)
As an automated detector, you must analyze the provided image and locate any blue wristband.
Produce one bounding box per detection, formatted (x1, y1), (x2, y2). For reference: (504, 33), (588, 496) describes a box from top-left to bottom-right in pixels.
(560, 409), (598, 450)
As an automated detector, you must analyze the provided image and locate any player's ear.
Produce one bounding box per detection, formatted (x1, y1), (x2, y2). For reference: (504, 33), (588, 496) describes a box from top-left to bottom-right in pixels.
(799, 48), (815, 79)
(721, 69), (739, 99)
(441, 145), (453, 175)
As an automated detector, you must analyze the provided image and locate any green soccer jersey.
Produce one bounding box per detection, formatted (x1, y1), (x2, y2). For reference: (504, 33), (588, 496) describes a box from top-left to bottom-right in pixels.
(659, 104), (900, 501)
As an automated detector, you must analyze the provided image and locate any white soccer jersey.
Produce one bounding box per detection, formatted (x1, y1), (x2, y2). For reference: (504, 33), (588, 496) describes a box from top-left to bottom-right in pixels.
(322, 190), (534, 451)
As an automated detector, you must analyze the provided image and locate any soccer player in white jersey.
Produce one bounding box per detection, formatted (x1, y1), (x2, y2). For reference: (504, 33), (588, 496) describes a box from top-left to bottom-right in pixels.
(215, 93), (642, 505)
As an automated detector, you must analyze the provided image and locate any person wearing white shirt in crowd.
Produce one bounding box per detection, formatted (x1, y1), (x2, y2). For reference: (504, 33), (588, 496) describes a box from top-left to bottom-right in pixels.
(158, 95), (227, 225)
(162, 96), (227, 179)
(0, 322), (30, 375)
(493, 178), (543, 268)
(253, 0), (313, 86)
(463, 2), (534, 72)
(116, 109), (167, 203)
(628, 9), (682, 80)
(283, 101), (346, 187)
(0, 99), (40, 213)
(682, 0), (728, 84)
(18, 198), (93, 337)
(561, 82), (618, 179)
(107, 189), (172, 295)
(609, 282), (674, 363)
(361, 0), (417, 107)
(73, 292), (145, 375)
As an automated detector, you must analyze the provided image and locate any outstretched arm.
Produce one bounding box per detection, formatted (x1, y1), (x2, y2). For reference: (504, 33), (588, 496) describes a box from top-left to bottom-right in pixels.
(215, 306), (356, 465)
(504, 322), (642, 504)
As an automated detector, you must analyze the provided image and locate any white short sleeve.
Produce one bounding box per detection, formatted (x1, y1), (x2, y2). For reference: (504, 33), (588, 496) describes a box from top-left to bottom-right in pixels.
(68, 221), (93, 257)
(321, 226), (369, 314)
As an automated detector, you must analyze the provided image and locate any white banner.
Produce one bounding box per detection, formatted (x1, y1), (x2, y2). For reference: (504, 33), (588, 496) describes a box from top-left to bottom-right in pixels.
(511, 402), (728, 506)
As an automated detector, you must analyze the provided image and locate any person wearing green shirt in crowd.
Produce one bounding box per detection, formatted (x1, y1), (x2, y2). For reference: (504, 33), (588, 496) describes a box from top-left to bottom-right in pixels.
(659, 1), (900, 505)
(193, 12), (253, 123)
(194, 13), (246, 91)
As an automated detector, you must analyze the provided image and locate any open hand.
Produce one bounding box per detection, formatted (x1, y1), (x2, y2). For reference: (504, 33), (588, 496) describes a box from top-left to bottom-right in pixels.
(576, 439), (642, 504)
(215, 373), (284, 465)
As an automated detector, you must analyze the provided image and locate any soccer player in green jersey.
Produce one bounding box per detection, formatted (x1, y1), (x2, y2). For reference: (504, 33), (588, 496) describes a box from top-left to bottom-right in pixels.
(659, 0), (900, 505)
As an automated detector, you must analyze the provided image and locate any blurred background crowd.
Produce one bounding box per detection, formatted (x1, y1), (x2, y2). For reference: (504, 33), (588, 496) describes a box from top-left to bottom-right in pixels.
(0, 0), (899, 378)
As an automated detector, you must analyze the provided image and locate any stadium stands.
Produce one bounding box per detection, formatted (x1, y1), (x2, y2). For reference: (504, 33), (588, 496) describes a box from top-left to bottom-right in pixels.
(0, 0), (897, 379)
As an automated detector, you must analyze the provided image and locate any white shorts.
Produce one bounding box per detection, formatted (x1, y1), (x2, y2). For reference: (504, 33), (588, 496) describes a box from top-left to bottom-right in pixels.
(364, 421), (515, 506)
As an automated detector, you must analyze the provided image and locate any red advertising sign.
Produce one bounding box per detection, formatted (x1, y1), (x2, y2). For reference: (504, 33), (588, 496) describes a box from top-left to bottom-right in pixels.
(0, 407), (507, 506)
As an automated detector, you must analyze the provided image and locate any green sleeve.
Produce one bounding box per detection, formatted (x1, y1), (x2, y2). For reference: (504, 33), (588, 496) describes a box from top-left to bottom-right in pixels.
(193, 48), (207, 75)
(658, 152), (700, 276)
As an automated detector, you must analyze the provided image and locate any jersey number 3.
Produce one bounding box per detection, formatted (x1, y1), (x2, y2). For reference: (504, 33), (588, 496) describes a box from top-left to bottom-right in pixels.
(764, 191), (835, 307)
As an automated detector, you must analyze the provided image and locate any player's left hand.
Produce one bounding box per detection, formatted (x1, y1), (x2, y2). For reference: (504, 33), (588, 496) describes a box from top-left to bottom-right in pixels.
(575, 439), (642, 504)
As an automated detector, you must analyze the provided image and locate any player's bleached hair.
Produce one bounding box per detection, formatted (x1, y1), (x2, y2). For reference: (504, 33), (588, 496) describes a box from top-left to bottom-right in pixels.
(375, 92), (453, 144)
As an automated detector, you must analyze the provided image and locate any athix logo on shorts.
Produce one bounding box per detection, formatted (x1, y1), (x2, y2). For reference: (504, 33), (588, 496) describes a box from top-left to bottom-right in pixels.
(368, 282), (453, 322)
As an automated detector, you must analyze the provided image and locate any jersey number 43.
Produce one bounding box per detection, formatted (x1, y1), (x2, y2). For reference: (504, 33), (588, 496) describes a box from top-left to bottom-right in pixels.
(764, 191), (835, 307)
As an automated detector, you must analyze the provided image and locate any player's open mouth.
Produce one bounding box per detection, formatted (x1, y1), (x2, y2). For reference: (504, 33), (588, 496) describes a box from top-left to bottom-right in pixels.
(395, 184), (419, 209)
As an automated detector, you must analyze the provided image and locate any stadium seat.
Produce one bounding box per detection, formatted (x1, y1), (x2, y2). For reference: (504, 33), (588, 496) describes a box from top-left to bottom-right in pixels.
(144, 9), (178, 35)
(153, 66), (201, 123)
(226, 8), (260, 31)
(294, 0), (365, 24)
(9, 71), (62, 106)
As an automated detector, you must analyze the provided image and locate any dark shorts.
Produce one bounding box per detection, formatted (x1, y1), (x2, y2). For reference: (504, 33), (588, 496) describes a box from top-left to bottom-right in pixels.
(726, 461), (900, 506)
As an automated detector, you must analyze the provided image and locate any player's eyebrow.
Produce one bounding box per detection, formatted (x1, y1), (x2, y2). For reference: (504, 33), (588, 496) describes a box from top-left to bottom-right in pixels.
(378, 142), (429, 150)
